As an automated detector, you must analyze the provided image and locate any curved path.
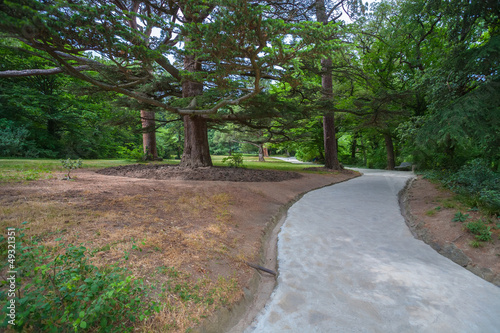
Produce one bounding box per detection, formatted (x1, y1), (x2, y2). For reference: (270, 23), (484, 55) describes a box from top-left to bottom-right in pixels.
(245, 169), (500, 332)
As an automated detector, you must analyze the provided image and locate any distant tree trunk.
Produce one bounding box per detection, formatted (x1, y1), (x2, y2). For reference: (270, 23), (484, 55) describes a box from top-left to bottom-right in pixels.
(316, 0), (341, 170)
(263, 147), (269, 157)
(140, 110), (158, 160)
(384, 133), (396, 170)
(323, 114), (341, 169)
(360, 135), (367, 167)
(179, 54), (212, 168)
(258, 144), (265, 162)
(351, 134), (357, 162)
(47, 118), (59, 138)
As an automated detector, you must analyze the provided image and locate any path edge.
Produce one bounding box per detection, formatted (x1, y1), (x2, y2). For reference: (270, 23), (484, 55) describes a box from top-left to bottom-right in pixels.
(193, 172), (361, 333)
(399, 176), (500, 287)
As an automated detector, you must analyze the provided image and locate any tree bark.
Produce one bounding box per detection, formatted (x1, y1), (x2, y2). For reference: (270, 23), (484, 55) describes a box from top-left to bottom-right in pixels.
(258, 144), (265, 162)
(351, 134), (357, 162)
(181, 115), (212, 167)
(179, 54), (212, 168)
(360, 134), (367, 167)
(384, 132), (396, 170)
(140, 110), (158, 160)
(316, 0), (341, 170)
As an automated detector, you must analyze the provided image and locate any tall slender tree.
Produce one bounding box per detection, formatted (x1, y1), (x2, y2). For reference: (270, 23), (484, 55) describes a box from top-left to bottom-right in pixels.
(315, 0), (342, 169)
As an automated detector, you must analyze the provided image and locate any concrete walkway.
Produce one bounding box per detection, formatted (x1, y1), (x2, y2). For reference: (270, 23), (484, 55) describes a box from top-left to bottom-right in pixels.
(245, 169), (500, 333)
(271, 156), (315, 164)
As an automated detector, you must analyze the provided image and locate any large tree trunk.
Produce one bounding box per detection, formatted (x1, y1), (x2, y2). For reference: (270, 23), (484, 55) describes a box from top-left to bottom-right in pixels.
(384, 132), (396, 170)
(140, 110), (158, 160)
(179, 55), (213, 168)
(316, 0), (341, 170)
(181, 115), (212, 167)
(323, 114), (341, 169)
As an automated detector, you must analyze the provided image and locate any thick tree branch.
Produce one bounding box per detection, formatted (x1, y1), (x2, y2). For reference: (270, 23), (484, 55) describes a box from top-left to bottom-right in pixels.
(0, 66), (89, 77)
(155, 56), (181, 81)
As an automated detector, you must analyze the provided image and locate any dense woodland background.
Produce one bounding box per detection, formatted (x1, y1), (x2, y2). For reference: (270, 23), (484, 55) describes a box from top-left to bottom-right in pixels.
(0, 0), (499, 205)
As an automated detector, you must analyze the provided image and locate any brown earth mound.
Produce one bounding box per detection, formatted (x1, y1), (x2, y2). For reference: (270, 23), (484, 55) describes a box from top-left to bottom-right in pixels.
(96, 164), (302, 182)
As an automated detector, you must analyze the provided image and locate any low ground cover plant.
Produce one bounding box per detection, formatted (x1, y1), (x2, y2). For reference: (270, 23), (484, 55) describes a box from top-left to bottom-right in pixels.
(222, 153), (244, 168)
(0, 225), (159, 332)
(423, 159), (500, 214)
(60, 158), (83, 180)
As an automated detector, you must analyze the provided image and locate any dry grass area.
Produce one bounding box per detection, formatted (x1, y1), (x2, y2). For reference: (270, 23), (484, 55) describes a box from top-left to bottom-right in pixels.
(0, 168), (359, 332)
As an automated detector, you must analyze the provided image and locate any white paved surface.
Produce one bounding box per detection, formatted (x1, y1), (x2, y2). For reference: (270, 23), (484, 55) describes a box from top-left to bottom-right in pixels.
(245, 169), (500, 333)
(271, 157), (315, 164)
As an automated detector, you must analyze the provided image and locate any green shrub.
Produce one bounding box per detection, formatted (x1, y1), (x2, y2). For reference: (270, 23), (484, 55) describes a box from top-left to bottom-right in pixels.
(60, 158), (83, 179)
(423, 159), (500, 214)
(295, 148), (321, 163)
(222, 153), (244, 168)
(127, 147), (147, 162)
(452, 211), (469, 222)
(0, 125), (30, 157)
(465, 220), (492, 242)
(448, 159), (498, 193)
(0, 227), (159, 332)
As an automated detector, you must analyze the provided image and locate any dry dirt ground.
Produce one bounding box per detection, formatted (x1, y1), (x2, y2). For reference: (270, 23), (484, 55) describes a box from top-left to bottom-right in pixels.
(2, 168), (498, 332)
(405, 176), (500, 286)
(0, 165), (358, 332)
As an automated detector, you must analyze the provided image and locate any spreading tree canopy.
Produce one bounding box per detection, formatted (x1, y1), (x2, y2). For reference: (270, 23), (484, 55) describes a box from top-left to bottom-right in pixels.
(0, 0), (337, 166)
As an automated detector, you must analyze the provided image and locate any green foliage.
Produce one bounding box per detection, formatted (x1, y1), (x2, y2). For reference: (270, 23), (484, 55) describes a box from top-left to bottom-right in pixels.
(423, 159), (500, 214)
(469, 240), (483, 248)
(465, 220), (493, 242)
(295, 148), (320, 163)
(222, 153), (244, 168)
(0, 228), (158, 332)
(452, 212), (469, 222)
(0, 122), (31, 157)
(447, 159), (500, 214)
(124, 147), (147, 163)
(0, 39), (142, 159)
(60, 158), (83, 179)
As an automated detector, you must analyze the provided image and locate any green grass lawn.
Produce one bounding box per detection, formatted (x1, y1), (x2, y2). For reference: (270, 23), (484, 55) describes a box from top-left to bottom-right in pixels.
(0, 156), (325, 182)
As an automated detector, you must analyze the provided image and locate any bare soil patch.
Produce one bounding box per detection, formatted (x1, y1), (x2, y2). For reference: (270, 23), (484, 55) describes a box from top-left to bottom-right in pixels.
(302, 166), (344, 172)
(0, 166), (359, 332)
(404, 176), (500, 286)
(96, 164), (302, 182)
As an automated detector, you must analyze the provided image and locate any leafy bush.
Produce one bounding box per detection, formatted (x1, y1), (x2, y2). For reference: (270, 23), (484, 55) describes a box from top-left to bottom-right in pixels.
(424, 159), (500, 214)
(0, 121), (34, 157)
(295, 148), (320, 163)
(452, 211), (469, 222)
(222, 153), (244, 168)
(60, 158), (83, 179)
(0, 227), (158, 332)
(447, 159), (499, 193)
(126, 147), (147, 162)
(465, 220), (492, 242)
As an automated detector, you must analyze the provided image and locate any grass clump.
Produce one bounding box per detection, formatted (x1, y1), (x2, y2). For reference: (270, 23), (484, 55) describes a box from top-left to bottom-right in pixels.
(464, 219), (493, 244)
(0, 225), (159, 332)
